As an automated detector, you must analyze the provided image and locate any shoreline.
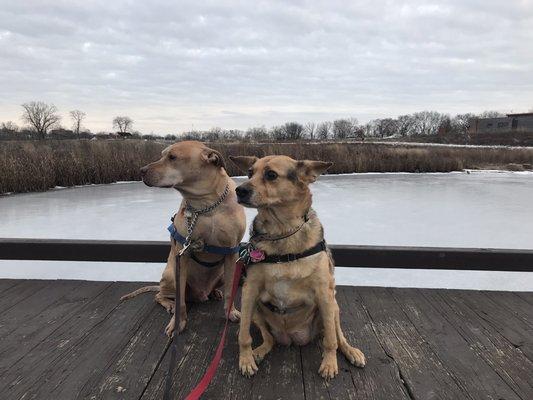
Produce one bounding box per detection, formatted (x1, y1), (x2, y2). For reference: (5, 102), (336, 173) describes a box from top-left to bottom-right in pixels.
(2, 169), (533, 197)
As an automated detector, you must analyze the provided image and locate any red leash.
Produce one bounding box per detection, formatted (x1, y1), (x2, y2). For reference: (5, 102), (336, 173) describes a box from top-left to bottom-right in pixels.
(184, 260), (244, 400)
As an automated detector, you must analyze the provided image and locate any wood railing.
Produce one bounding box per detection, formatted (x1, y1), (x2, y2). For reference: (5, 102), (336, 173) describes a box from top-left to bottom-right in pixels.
(1, 238), (532, 272)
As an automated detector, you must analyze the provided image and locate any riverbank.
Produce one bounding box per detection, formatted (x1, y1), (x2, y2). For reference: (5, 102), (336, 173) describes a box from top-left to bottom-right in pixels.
(1, 139), (533, 193)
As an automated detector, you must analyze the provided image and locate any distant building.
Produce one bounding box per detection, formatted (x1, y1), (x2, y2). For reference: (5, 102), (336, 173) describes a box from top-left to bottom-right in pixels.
(469, 112), (533, 134)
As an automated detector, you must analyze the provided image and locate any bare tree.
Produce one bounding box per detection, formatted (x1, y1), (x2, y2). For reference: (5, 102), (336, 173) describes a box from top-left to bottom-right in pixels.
(21, 101), (61, 139)
(316, 121), (331, 140)
(396, 115), (415, 137)
(304, 122), (316, 140)
(283, 122), (305, 140)
(269, 125), (286, 141)
(332, 119), (355, 139)
(451, 113), (475, 135)
(245, 126), (268, 141)
(478, 110), (505, 118)
(411, 111), (445, 136)
(113, 116), (133, 136)
(375, 118), (399, 137)
(1, 121), (19, 133)
(70, 110), (86, 138)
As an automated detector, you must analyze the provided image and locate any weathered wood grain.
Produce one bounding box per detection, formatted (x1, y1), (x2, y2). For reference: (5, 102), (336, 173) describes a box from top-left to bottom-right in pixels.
(358, 287), (475, 400)
(1, 279), (532, 400)
(422, 289), (533, 398)
(391, 287), (523, 400)
(0, 280), (110, 375)
(0, 279), (51, 313)
(140, 300), (226, 400)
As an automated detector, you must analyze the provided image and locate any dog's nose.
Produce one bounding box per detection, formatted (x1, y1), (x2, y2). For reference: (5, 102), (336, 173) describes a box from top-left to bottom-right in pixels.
(140, 166), (148, 176)
(235, 185), (250, 200)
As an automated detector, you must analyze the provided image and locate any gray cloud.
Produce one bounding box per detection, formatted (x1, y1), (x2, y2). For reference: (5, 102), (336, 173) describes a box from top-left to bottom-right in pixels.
(0, 0), (532, 133)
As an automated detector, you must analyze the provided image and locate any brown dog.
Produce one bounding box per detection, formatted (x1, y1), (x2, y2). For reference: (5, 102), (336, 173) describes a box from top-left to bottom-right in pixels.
(230, 155), (365, 379)
(121, 141), (246, 336)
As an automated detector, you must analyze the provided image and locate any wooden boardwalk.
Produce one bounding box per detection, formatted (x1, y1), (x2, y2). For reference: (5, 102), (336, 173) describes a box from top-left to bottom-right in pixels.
(0, 279), (532, 400)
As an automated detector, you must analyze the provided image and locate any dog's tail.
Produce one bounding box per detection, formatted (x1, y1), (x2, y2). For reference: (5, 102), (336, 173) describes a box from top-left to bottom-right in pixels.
(120, 285), (160, 301)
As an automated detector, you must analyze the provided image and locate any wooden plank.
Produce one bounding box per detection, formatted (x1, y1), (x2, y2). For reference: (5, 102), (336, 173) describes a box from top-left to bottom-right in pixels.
(481, 291), (533, 328)
(300, 287), (410, 400)
(24, 284), (157, 400)
(0, 280), (110, 374)
(0, 279), (23, 294)
(515, 292), (533, 306)
(79, 302), (171, 400)
(247, 339), (305, 400)
(200, 322), (254, 400)
(357, 287), (474, 400)
(0, 280), (84, 341)
(140, 300), (227, 400)
(0, 282), (150, 398)
(0, 280), (51, 314)
(421, 289), (533, 397)
(456, 291), (533, 362)
(390, 287), (522, 400)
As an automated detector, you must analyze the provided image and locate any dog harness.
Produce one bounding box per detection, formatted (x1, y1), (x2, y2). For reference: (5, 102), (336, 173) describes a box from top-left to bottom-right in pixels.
(168, 223), (240, 255)
(238, 239), (327, 265)
(168, 183), (240, 268)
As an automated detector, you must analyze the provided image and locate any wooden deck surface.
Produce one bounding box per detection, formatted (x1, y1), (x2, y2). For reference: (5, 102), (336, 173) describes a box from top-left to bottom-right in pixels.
(0, 279), (532, 400)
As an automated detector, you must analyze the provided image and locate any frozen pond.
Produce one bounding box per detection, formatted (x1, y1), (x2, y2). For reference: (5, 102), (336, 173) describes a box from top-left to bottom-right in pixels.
(1, 172), (533, 290)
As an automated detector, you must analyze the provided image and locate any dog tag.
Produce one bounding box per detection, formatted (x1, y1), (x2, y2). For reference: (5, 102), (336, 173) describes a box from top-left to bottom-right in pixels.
(184, 209), (194, 219)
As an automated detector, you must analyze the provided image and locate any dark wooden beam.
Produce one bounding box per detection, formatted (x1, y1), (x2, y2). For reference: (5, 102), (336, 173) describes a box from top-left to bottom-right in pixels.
(0, 238), (532, 272)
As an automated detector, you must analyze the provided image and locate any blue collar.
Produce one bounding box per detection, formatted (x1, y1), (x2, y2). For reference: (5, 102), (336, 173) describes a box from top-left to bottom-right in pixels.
(168, 223), (240, 255)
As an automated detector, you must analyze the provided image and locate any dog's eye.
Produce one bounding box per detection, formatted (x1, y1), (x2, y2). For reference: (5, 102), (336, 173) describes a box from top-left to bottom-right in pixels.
(168, 154), (176, 161)
(247, 169), (253, 178)
(265, 170), (278, 181)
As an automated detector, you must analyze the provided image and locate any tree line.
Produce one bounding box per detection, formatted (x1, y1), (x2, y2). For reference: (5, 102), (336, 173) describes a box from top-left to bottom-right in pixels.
(0, 100), (514, 142)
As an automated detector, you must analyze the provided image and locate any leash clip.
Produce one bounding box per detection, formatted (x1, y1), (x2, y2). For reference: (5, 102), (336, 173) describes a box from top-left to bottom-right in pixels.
(178, 240), (191, 256)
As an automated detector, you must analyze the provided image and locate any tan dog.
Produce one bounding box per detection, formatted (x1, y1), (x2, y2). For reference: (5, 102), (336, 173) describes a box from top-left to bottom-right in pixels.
(230, 155), (365, 379)
(121, 141), (246, 336)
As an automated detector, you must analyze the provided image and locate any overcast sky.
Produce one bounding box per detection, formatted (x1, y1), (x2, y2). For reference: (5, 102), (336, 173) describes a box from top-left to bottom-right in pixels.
(0, 1), (532, 134)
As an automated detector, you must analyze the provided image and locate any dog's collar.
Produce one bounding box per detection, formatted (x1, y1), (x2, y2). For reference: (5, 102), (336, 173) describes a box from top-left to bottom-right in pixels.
(184, 184), (229, 217)
(239, 239), (327, 265)
(250, 210), (311, 243)
(177, 183), (230, 256)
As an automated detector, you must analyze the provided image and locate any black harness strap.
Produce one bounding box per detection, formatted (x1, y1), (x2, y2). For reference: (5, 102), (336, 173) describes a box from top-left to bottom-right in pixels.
(191, 253), (225, 268)
(258, 240), (327, 264)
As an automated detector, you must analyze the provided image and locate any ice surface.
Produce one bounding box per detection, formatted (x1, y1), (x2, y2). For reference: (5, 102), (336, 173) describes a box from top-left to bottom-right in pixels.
(1, 172), (532, 289)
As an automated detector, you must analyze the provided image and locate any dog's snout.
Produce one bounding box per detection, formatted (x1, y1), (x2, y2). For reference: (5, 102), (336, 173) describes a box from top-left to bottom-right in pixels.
(140, 165), (148, 176)
(235, 184), (251, 201)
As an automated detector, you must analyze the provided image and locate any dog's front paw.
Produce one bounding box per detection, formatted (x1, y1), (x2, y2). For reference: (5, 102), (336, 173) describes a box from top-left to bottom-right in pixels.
(165, 317), (186, 337)
(227, 307), (241, 322)
(239, 353), (258, 377)
(318, 355), (338, 379)
(342, 345), (366, 367)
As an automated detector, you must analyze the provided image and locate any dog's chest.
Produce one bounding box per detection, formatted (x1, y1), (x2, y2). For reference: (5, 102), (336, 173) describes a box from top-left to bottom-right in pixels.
(260, 276), (312, 308)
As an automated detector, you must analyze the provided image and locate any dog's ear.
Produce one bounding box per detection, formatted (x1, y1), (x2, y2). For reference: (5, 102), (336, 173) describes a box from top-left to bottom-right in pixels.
(202, 148), (225, 169)
(229, 156), (258, 172)
(297, 160), (333, 183)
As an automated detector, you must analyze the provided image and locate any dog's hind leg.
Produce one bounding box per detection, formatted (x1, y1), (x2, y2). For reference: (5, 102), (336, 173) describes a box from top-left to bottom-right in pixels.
(155, 292), (175, 314)
(120, 285), (160, 301)
(252, 311), (274, 364)
(334, 300), (365, 368)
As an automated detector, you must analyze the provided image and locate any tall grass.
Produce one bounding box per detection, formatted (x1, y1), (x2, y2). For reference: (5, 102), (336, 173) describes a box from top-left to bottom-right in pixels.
(1, 140), (532, 194)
